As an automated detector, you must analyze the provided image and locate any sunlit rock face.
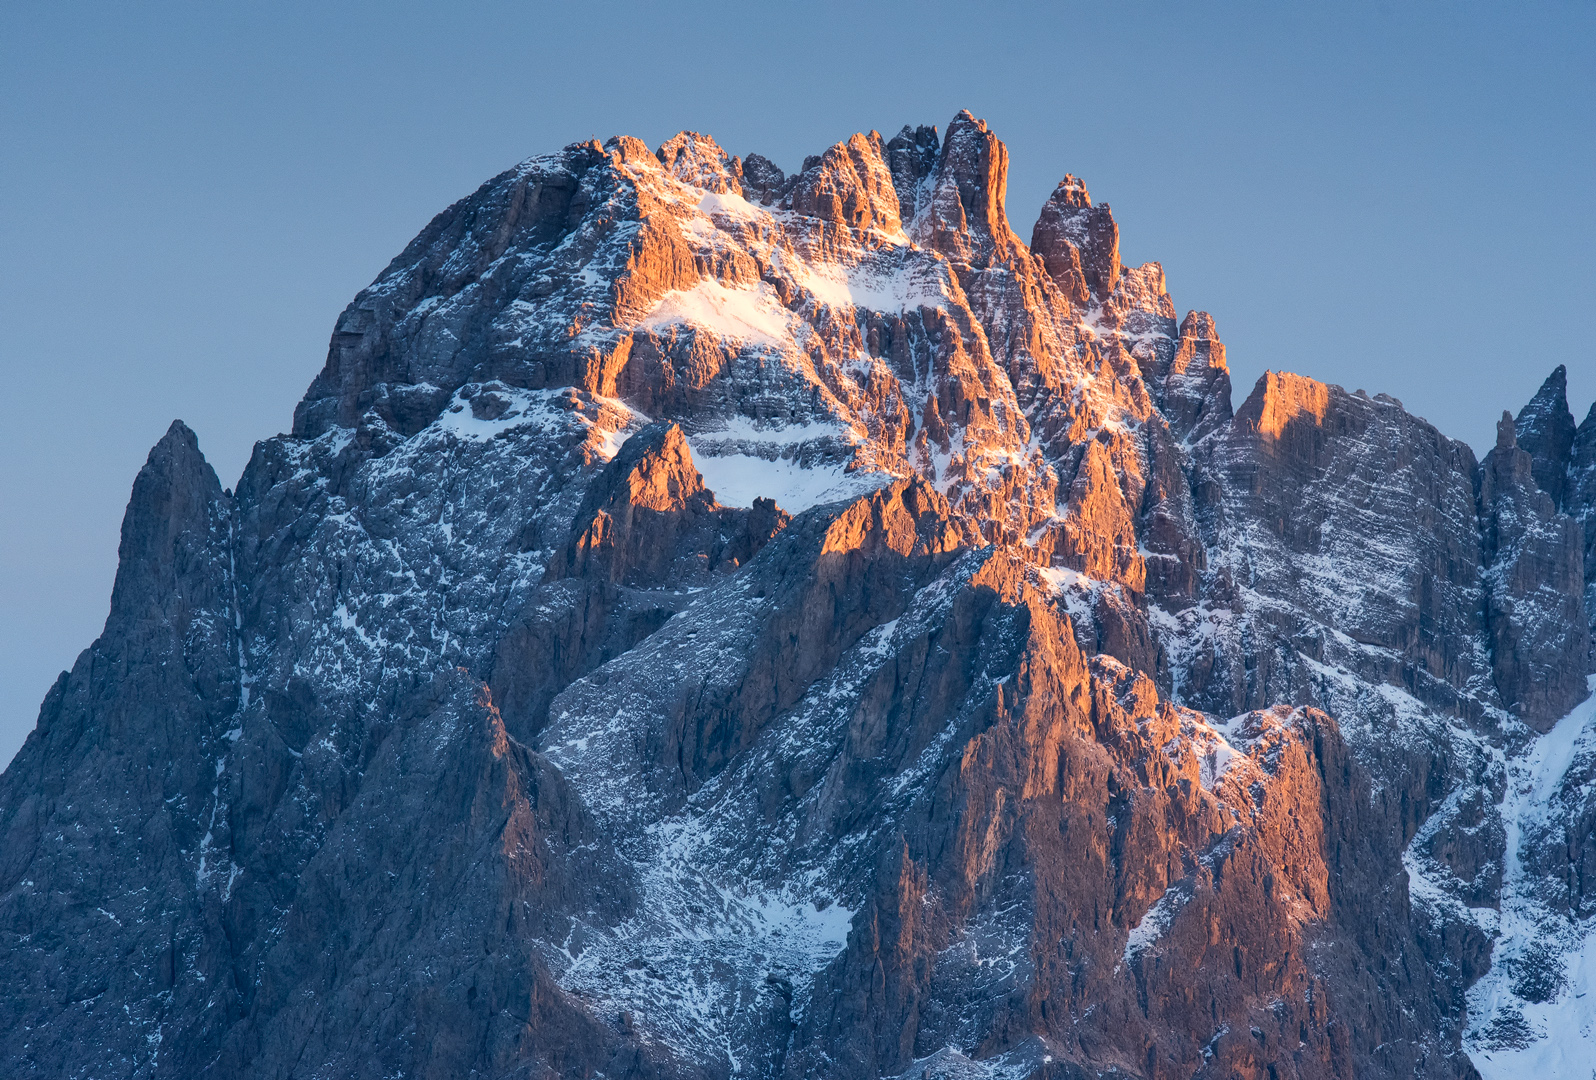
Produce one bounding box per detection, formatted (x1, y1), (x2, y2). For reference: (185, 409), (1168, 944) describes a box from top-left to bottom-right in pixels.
(4, 111), (1594, 1080)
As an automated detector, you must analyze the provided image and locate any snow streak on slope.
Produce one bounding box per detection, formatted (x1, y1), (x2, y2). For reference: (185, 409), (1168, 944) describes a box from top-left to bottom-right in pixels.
(1468, 676), (1596, 1077)
(642, 280), (796, 348)
(692, 452), (888, 513)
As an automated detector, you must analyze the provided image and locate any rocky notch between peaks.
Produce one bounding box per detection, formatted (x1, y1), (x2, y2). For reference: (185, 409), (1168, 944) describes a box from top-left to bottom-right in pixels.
(2, 110), (1594, 1080)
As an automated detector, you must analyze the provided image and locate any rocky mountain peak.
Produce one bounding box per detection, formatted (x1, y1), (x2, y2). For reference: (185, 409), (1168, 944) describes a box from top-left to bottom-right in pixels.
(1144, 309), (1232, 443)
(1056, 171), (1092, 208)
(1236, 368), (1331, 444)
(604, 132), (658, 169)
(1514, 363), (1576, 508)
(787, 130), (902, 233)
(106, 419), (230, 634)
(1480, 396), (1589, 730)
(883, 122), (939, 223)
(12, 111), (1596, 1080)
(656, 130), (743, 193)
(915, 109), (1021, 268)
(1030, 172), (1119, 303)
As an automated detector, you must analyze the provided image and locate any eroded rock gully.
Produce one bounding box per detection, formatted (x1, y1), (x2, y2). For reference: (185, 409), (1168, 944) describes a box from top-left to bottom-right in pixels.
(4, 111), (1592, 1080)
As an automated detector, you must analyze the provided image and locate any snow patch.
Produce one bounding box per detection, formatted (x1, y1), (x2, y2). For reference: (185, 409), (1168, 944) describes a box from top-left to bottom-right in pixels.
(691, 414), (851, 447)
(1122, 883), (1190, 964)
(799, 259), (947, 314)
(697, 190), (764, 223)
(429, 384), (641, 463)
(694, 452), (889, 513)
(642, 279), (794, 348)
(553, 809), (855, 1064)
(1036, 564), (1098, 623)
(1469, 677), (1596, 1077)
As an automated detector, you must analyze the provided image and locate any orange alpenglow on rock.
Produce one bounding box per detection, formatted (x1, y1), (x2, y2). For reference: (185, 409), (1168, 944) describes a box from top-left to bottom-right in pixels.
(1243, 369), (1332, 441)
(5, 108), (1593, 1080)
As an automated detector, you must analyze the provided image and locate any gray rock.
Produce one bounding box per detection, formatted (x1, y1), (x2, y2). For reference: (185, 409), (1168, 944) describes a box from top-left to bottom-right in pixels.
(1479, 410), (1589, 730)
(1513, 364), (1576, 510)
(22, 112), (1596, 1080)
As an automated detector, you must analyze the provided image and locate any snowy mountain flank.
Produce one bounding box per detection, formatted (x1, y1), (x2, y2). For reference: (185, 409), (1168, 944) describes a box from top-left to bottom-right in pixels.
(5, 111), (1596, 1080)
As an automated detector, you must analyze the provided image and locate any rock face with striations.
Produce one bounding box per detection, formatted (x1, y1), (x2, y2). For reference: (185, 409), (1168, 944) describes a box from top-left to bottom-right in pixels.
(4, 110), (1595, 1080)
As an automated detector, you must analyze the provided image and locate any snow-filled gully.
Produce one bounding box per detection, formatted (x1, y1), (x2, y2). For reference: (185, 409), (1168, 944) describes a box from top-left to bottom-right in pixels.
(1465, 676), (1596, 1077)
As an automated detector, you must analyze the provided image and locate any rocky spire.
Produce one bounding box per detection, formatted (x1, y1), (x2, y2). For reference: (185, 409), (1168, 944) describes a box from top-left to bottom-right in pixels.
(1030, 173), (1120, 303)
(108, 420), (233, 635)
(1514, 364), (1576, 509)
(1480, 408), (1590, 729)
(1567, 403), (1596, 630)
(545, 422), (786, 587)
(914, 110), (1021, 268)
(0, 420), (240, 1076)
(738, 152), (787, 205)
(787, 131), (902, 232)
(884, 123), (939, 224)
(1157, 311), (1233, 443)
(655, 131), (742, 194)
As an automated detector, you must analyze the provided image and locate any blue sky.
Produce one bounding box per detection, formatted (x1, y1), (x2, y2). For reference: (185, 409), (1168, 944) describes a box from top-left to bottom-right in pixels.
(2, 1), (1592, 766)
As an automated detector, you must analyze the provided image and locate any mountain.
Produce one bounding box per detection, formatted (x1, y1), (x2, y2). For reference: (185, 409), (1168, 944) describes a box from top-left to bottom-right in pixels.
(3, 110), (1593, 1080)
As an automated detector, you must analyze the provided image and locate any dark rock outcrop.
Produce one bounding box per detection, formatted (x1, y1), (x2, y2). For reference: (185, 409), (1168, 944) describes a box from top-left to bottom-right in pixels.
(0, 422), (240, 1077)
(1513, 365), (1576, 509)
(1479, 410), (1589, 730)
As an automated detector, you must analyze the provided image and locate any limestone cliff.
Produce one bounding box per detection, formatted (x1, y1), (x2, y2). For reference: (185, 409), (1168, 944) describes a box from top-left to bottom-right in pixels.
(4, 111), (1593, 1080)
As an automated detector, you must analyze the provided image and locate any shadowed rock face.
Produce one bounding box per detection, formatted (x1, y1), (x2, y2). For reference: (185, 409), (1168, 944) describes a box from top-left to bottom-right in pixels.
(7, 110), (1594, 1080)
(1479, 412), (1589, 730)
(1514, 365), (1577, 511)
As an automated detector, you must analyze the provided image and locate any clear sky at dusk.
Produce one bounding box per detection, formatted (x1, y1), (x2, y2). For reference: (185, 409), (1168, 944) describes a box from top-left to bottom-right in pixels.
(1, 1), (1592, 766)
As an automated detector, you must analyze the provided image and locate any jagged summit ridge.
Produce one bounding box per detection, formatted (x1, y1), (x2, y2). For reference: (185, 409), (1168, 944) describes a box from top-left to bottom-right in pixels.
(4, 110), (1596, 1080)
(288, 110), (1224, 558)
